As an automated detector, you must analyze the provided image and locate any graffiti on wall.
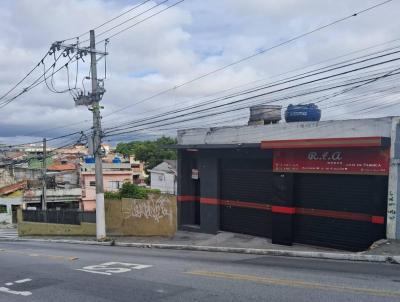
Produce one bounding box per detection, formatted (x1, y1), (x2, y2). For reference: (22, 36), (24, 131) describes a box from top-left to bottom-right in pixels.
(122, 195), (172, 223)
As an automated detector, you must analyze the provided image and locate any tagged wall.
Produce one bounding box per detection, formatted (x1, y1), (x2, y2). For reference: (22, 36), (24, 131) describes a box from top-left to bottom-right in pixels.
(106, 194), (177, 237)
(18, 194), (177, 237)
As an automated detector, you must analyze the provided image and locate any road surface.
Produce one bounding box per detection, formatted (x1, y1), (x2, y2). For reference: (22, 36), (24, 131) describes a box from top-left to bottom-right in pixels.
(0, 240), (399, 301)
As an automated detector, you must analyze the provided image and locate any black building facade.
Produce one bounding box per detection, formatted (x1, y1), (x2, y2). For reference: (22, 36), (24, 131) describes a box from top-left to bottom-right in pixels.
(177, 137), (389, 251)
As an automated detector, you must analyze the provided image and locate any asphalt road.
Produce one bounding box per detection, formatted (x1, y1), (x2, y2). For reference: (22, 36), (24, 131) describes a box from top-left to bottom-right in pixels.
(0, 240), (399, 302)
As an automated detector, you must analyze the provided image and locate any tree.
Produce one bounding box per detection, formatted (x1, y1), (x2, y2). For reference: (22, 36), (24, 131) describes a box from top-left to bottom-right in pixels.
(116, 136), (177, 172)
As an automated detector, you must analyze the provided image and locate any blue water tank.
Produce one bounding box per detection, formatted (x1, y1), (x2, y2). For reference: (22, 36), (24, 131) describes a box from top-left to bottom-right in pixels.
(112, 157), (122, 164)
(285, 103), (321, 123)
(84, 156), (95, 164)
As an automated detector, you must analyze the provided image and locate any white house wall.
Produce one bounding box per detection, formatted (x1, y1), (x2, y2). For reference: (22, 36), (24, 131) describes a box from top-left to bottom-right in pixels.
(0, 197), (22, 224)
(151, 172), (176, 194)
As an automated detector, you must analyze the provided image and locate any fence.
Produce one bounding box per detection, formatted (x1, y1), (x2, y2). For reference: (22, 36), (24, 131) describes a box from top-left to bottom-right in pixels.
(22, 210), (96, 225)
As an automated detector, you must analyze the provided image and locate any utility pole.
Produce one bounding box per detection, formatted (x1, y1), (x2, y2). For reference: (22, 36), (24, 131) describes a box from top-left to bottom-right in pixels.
(90, 30), (106, 240)
(41, 138), (47, 210)
(61, 29), (107, 240)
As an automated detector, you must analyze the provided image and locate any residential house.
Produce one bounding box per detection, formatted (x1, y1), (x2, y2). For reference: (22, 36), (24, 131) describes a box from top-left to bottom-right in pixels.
(80, 160), (133, 211)
(0, 168), (24, 224)
(149, 160), (177, 194)
(0, 190), (23, 224)
(129, 156), (147, 185)
(23, 162), (81, 209)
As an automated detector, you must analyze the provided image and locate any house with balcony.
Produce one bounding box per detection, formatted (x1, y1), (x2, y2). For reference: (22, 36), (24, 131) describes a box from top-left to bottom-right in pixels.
(22, 162), (81, 210)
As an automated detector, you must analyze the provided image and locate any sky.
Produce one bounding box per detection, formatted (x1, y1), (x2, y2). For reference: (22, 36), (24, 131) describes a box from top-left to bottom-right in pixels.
(0, 0), (399, 145)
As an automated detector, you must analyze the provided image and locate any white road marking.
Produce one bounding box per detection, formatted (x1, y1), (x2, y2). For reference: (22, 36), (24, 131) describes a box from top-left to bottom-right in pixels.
(0, 287), (32, 296)
(75, 269), (111, 276)
(77, 262), (152, 276)
(15, 279), (32, 284)
(0, 279), (33, 297)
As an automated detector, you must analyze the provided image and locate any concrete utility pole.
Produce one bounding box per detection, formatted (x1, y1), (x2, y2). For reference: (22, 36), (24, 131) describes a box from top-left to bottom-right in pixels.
(90, 30), (106, 240)
(61, 29), (107, 239)
(41, 138), (47, 210)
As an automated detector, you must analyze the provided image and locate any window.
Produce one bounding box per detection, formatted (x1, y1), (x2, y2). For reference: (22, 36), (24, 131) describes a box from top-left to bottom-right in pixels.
(0, 205), (7, 213)
(158, 174), (164, 181)
(89, 181), (96, 187)
(109, 181), (121, 190)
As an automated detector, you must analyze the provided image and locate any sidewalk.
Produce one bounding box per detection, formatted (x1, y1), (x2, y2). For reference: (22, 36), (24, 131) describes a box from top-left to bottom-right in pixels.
(20, 230), (336, 251)
(10, 230), (400, 264)
(362, 239), (400, 256)
(0, 223), (16, 229)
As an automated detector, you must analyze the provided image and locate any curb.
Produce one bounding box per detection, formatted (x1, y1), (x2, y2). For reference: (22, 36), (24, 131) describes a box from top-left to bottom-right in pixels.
(0, 237), (112, 246)
(1, 237), (399, 264)
(114, 242), (400, 264)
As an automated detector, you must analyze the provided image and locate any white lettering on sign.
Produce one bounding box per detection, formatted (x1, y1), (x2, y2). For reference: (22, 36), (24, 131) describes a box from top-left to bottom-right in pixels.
(76, 262), (152, 276)
(0, 279), (33, 297)
(307, 151), (342, 161)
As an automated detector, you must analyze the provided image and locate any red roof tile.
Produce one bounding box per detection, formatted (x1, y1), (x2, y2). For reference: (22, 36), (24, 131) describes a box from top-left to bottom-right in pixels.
(47, 163), (76, 171)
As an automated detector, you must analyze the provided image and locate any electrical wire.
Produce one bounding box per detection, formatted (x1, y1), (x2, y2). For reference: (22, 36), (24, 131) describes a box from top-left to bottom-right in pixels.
(101, 0), (394, 118)
(104, 70), (400, 138)
(103, 55), (400, 134)
(61, 0), (152, 42)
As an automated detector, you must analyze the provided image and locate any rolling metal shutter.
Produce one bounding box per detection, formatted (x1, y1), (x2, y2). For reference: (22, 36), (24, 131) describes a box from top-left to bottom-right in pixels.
(293, 174), (387, 251)
(220, 159), (274, 238)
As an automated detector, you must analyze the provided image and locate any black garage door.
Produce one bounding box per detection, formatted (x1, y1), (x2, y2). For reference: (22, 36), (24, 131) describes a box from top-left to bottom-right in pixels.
(293, 173), (387, 251)
(220, 159), (274, 238)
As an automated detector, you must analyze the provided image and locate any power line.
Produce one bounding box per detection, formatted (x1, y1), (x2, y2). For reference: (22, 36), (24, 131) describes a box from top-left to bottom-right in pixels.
(101, 41), (400, 130)
(102, 0), (394, 118)
(104, 68), (400, 138)
(82, 0), (170, 43)
(103, 53), (400, 133)
(96, 0), (185, 44)
(0, 51), (49, 103)
(61, 0), (152, 42)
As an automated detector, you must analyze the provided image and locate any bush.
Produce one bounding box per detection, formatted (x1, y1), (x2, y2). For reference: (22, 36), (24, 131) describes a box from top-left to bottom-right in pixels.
(105, 183), (161, 200)
(104, 191), (121, 200)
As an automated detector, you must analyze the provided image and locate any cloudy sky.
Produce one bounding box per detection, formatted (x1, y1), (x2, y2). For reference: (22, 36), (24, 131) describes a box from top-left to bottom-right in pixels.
(0, 0), (399, 145)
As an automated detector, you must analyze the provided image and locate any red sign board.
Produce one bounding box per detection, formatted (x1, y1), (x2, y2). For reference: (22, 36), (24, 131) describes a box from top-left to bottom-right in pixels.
(273, 148), (390, 175)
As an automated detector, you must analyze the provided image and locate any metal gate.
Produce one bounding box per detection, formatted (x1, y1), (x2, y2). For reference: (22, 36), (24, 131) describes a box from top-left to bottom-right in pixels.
(293, 173), (387, 251)
(220, 159), (274, 238)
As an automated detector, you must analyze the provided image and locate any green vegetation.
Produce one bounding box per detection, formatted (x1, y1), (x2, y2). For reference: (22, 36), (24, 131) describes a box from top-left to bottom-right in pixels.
(105, 183), (160, 200)
(116, 136), (177, 172)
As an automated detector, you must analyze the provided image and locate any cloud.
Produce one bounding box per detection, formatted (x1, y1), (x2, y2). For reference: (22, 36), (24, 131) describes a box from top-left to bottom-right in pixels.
(0, 0), (399, 145)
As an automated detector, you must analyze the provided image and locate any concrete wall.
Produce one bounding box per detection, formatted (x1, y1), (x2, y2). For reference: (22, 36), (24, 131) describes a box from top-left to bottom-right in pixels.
(14, 167), (42, 182)
(18, 194), (177, 237)
(18, 221), (96, 236)
(178, 117), (393, 145)
(105, 194), (177, 237)
(0, 212), (11, 224)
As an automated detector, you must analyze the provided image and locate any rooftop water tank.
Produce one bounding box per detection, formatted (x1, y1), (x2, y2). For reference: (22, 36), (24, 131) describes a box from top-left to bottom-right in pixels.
(248, 105), (282, 125)
(285, 103), (321, 123)
(84, 156), (95, 164)
(112, 157), (122, 164)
